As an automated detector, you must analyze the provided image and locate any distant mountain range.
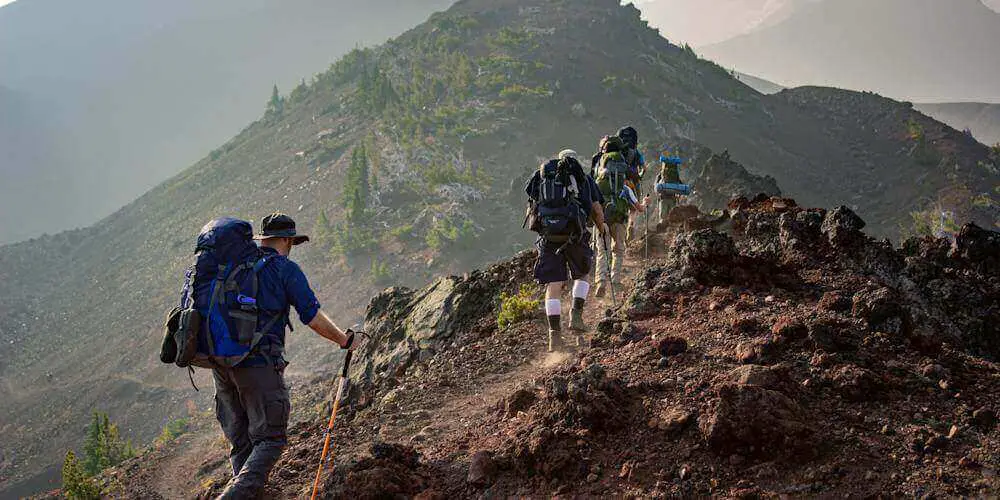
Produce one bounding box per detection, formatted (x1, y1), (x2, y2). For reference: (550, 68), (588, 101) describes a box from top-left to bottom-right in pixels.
(699, 0), (1000, 103)
(914, 103), (1000, 146)
(731, 72), (1000, 146)
(0, 0), (453, 244)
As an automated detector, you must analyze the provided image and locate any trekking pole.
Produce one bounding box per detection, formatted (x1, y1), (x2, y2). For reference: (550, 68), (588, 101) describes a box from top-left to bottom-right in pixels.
(601, 232), (617, 308)
(644, 209), (649, 263)
(310, 333), (363, 500)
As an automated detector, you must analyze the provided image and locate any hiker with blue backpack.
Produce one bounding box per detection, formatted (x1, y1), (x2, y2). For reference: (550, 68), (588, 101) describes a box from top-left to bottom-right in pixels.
(160, 213), (362, 499)
(656, 151), (687, 229)
(524, 150), (607, 351)
(593, 134), (651, 298)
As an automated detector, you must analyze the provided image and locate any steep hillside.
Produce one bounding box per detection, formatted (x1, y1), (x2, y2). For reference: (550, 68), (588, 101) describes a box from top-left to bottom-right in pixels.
(700, 0), (1000, 103)
(100, 197), (1000, 498)
(0, 0), (453, 243)
(2, 0), (998, 494)
(915, 103), (1000, 147)
(770, 87), (999, 233)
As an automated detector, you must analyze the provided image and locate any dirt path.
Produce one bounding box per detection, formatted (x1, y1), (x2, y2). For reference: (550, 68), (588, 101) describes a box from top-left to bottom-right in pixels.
(372, 238), (654, 465)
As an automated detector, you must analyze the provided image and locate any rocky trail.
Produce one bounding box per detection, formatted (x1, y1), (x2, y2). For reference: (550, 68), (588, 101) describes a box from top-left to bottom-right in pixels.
(99, 196), (999, 498)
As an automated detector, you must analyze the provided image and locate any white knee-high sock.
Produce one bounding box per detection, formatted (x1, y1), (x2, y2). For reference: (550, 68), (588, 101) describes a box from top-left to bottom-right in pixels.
(545, 299), (561, 317)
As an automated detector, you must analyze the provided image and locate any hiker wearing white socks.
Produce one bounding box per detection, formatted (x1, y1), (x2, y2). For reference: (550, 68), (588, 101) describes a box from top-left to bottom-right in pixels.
(524, 149), (607, 351)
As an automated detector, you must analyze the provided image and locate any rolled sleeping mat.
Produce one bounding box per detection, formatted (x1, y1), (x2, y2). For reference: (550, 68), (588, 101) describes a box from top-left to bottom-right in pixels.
(659, 155), (684, 166)
(656, 182), (692, 196)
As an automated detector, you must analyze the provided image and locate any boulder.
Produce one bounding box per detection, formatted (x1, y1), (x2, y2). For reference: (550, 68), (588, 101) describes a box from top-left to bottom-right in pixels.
(504, 387), (537, 416)
(852, 287), (912, 336)
(771, 316), (808, 340)
(726, 364), (791, 392)
(821, 205), (866, 248)
(352, 251), (536, 404)
(699, 384), (814, 458)
(467, 451), (496, 487)
(666, 229), (737, 285)
(817, 291), (852, 313)
(654, 336), (688, 357)
(952, 223), (1000, 274)
(826, 364), (880, 401)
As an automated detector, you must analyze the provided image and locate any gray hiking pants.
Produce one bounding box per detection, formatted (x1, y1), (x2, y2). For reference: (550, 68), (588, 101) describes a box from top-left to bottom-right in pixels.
(213, 366), (290, 499)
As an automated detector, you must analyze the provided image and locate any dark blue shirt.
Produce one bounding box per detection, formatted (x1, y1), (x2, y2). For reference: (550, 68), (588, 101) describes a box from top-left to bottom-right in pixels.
(240, 246), (321, 367)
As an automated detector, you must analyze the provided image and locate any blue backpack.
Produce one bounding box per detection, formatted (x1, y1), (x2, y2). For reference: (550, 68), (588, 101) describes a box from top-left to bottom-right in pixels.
(164, 218), (283, 371)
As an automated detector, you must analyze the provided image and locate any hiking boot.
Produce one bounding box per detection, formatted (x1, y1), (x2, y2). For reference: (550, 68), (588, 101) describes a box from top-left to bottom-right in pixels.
(575, 334), (586, 349)
(548, 329), (564, 352)
(569, 307), (588, 333)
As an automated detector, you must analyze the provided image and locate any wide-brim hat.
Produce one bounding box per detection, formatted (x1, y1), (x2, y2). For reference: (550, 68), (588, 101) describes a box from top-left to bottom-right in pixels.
(253, 212), (310, 245)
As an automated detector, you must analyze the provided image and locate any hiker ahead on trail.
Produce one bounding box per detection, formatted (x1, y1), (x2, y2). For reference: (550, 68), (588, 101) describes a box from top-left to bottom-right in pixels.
(593, 135), (650, 297)
(525, 150), (607, 352)
(656, 151), (685, 230)
(160, 213), (362, 499)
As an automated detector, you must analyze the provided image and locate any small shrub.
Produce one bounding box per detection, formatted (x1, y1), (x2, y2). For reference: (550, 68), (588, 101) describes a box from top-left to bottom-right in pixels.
(426, 217), (478, 252)
(389, 224), (414, 240)
(156, 417), (190, 446)
(497, 284), (541, 329)
(370, 258), (392, 286)
(330, 222), (377, 258)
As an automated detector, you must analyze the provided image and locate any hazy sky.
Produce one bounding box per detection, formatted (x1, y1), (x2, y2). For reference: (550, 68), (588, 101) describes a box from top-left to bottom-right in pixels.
(636, 0), (1000, 47)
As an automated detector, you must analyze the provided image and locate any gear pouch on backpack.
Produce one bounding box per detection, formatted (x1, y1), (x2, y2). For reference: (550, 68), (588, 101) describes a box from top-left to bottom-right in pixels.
(538, 205), (578, 242)
(160, 307), (181, 364)
(173, 308), (203, 368)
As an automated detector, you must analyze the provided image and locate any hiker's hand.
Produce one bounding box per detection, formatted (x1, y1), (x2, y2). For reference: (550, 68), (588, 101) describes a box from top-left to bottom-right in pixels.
(341, 329), (366, 351)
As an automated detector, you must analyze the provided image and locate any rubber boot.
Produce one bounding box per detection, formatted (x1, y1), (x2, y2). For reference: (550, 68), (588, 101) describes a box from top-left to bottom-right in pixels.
(570, 306), (588, 348)
(547, 315), (563, 352)
(569, 307), (587, 332)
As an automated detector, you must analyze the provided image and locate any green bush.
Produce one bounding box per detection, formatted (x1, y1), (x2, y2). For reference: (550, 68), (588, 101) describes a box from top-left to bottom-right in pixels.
(331, 222), (377, 258)
(389, 224), (414, 240)
(156, 417), (190, 445)
(370, 258), (392, 286)
(426, 217), (477, 252)
(497, 284), (541, 329)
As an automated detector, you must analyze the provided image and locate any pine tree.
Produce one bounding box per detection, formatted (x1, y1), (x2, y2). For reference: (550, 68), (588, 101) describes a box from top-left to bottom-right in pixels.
(343, 145), (370, 223)
(313, 210), (333, 245)
(82, 411), (135, 476)
(62, 451), (100, 500)
(82, 412), (105, 475)
(266, 84), (284, 117)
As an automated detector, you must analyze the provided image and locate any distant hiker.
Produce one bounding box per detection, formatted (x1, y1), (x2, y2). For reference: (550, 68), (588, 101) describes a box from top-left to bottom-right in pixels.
(617, 126), (646, 242)
(590, 135), (611, 178)
(593, 135), (650, 297)
(525, 152), (607, 351)
(164, 213), (363, 499)
(656, 152), (684, 228)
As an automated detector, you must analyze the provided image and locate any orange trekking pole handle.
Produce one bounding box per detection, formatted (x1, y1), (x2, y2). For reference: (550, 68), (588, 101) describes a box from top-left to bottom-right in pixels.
(310, 348), (353, 500)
